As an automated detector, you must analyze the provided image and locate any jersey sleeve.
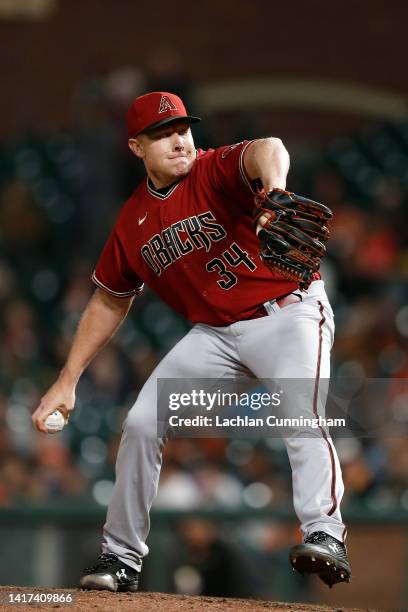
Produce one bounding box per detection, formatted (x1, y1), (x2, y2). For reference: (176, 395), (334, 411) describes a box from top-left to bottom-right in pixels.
(92, 228), (144, 298)
(206, 140), (258, 203)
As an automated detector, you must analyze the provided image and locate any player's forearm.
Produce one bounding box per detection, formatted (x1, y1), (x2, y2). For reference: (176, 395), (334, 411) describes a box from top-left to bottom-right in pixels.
(60, 289), (133, 386)
(244, 138), (290, 191)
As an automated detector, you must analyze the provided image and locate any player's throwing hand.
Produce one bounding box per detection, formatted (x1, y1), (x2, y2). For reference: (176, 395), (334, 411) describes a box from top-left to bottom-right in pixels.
(32, 378), (75, 433)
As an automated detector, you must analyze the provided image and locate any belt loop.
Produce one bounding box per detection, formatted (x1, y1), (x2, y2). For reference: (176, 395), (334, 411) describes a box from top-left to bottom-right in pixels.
(263, 299), (279, 315)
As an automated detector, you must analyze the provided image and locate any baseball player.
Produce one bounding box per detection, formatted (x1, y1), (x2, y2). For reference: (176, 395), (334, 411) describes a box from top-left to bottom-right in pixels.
(32, 91), (351, 592)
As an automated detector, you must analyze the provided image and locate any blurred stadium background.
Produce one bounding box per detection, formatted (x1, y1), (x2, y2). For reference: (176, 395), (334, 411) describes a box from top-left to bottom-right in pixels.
(0, 1), (407, 610)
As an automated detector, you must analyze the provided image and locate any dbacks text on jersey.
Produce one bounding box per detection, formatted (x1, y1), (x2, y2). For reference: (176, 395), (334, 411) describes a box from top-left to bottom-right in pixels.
(141, 211), (226, 276)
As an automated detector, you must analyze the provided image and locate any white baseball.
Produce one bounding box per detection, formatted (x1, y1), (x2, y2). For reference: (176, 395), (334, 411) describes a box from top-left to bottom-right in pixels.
(45, 410), (66, 434)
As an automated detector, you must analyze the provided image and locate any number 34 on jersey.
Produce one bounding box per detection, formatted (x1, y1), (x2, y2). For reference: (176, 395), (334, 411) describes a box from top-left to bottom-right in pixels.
(206, 242), (257, 290)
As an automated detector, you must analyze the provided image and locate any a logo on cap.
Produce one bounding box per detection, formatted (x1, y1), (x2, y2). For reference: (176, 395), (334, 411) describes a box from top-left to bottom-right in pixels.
(158, 95), (177, 114)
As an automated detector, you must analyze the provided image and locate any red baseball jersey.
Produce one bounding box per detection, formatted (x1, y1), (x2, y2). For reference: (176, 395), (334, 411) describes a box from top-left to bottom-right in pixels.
(92, 141), (300, 326)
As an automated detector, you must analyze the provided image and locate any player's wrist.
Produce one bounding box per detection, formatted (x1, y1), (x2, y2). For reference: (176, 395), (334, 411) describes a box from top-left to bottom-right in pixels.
(261, 182), (287, 193)
(59, 366), (80, 388)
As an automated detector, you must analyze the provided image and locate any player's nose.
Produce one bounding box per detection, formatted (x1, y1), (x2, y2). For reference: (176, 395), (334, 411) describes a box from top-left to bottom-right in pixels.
(172, 133), (185, 150)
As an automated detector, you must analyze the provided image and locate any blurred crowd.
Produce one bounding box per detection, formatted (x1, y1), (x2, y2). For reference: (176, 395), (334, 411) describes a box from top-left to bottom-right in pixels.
(1, 58), (408, 576)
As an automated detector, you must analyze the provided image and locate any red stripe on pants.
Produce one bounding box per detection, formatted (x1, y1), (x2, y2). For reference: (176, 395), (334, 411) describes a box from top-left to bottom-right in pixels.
(313, 301), (337, 516)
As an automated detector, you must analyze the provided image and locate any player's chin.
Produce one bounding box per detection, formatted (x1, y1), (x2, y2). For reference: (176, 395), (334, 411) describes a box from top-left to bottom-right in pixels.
(171, 159), (193, 177)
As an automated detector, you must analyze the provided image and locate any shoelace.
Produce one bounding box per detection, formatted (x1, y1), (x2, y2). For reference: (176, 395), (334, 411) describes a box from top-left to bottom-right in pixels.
(83, 553), (119, 573)
(305, 531), (340, 545)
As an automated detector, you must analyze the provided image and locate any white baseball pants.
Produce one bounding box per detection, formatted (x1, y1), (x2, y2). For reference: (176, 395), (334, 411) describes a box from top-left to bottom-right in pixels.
(101, 280), (345, 572)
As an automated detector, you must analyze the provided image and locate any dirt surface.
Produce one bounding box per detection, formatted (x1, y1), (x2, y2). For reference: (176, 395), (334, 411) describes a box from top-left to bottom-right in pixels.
(0, 587), (379, 612)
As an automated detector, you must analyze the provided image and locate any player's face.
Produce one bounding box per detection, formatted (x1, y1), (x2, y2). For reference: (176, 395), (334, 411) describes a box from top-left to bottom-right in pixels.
(129, 121), (196, 187)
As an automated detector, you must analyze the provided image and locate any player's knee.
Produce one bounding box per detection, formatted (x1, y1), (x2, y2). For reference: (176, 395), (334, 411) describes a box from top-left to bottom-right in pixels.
(123, 404), (157, 439)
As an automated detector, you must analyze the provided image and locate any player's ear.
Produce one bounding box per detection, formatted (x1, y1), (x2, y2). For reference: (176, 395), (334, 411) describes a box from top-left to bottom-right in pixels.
(128, 138), (145, 159)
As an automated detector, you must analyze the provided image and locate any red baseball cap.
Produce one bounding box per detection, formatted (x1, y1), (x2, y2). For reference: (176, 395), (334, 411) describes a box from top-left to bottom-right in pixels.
(127, 91), (201, 138)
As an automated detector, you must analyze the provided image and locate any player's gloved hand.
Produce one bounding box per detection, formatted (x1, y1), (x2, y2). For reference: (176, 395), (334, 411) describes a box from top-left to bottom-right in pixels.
(254, 188), (333, 290)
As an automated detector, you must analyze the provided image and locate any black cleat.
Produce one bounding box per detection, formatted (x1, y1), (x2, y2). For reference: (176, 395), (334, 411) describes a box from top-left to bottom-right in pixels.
(289, 531), (351, 588)
(79, 553), (139, 592)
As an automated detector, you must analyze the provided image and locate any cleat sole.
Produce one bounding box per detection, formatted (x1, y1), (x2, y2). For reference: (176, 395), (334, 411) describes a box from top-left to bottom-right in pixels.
(289, 544), (351, 588)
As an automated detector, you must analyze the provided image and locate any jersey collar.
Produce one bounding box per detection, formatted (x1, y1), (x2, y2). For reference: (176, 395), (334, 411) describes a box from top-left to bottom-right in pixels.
(146, 177), (180, 200)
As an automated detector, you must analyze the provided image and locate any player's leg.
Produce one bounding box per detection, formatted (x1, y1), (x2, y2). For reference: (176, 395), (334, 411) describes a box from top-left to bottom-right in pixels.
(80, 323), (248, 591)
(236, 281), (349, 585)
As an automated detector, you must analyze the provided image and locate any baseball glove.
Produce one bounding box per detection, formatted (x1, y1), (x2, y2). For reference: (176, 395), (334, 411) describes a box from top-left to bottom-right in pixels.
(254, 188), (333, 290)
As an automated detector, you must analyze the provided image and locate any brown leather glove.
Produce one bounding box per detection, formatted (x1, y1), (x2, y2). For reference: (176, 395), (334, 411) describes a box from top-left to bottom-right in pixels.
(254, 188), (333, 290)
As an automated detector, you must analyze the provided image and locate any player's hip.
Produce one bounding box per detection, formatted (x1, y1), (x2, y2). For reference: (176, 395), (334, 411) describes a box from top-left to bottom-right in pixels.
(252, 279), (332, 319)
